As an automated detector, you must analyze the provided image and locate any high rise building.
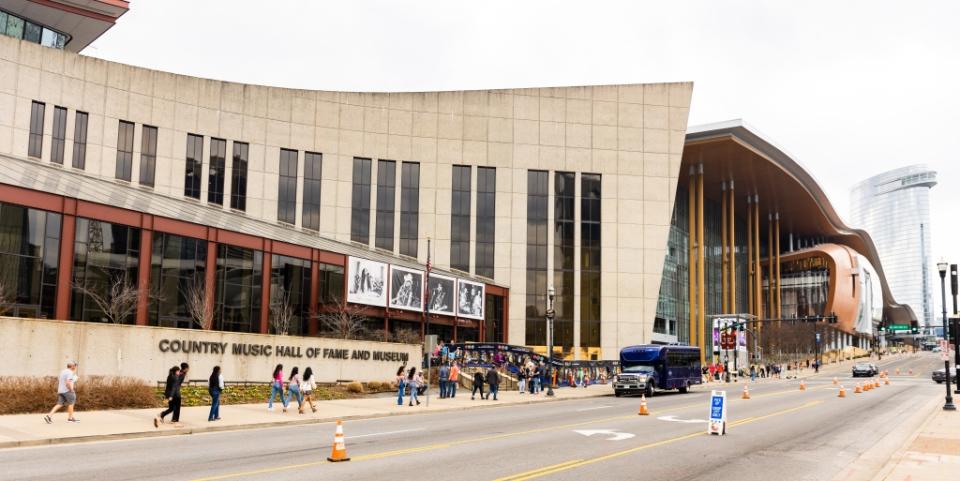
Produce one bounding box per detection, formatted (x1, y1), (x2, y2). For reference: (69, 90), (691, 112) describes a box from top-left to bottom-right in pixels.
(850, 165), (937, 328)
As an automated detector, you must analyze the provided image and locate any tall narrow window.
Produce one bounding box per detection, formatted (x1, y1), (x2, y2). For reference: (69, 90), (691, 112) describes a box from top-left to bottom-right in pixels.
(115, 120), (134, 181)
(278, 149), (298, 224)
(580, 174), (602, 350)
(451, 165), (472, 272)
(230, 142), (248, 211)
(476, 167), (496, 278)
(139, 125), (157, 187)
(302, 152), (322, 231)
(208, 138), (226, 205)
(351, 157), (372, 244)
(184, 134), (203, 199)
(399, 162), (420, 257)
(375, 160), (396, 251)
(554, 172), (575, 350)
(50, 106), (67, 164)
(525, 170), (549, 347)
(28, 101), (44, 158)
(72, 111), (88, 169)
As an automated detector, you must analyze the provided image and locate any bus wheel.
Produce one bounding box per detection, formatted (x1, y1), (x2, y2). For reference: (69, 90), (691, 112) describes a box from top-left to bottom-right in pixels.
(645, 383), (654, 398)
(678, 384), (688, 394)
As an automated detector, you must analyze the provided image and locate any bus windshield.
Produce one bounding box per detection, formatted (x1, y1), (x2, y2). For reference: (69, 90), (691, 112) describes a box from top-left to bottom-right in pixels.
(622, 365), (656, 374)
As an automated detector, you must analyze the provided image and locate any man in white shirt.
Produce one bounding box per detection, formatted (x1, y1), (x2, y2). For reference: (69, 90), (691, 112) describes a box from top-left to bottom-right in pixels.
(44, 360), (79, 424)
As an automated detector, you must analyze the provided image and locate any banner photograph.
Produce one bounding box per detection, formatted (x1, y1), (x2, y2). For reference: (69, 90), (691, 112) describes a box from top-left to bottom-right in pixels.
(389, 265), (424, 312)
(347, 256), (387, 307)
(457, 279), (485, 320)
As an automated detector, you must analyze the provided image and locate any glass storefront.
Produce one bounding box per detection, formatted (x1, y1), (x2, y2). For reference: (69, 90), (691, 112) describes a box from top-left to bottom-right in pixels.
(71, 218), (140, 323)
(0, 202), (60, 318)
(149, 233), (207, 329)
(214, 245), (262, 333)
(270, 254), (311, 335)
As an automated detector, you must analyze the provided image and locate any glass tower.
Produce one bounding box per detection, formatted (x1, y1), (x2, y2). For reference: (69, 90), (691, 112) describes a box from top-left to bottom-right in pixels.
(850, 165), (937, 328)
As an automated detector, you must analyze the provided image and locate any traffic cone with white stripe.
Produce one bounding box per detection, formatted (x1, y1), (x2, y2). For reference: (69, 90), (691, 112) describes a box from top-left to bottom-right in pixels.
(638, 394), (650, 415)
(838, 385), (846, 398)
(885, 376), (890, 385)
(742, 385), (751, 399)
(874, 378), (880, 389)
(854, 383), (862, 394)
(327, 420), (350, 462)
(799, 380), (806, 391)
(895, 368), (900, 375)
(832, 377), (838, 385)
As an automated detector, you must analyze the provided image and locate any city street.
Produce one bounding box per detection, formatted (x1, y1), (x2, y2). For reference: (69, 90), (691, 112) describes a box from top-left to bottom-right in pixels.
(0, 353), (945, 481)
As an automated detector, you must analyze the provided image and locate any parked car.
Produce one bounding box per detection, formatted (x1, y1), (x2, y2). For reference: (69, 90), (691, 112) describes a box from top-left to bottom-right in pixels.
(852, 362), (877, 377)
(932, 368), (947, 384)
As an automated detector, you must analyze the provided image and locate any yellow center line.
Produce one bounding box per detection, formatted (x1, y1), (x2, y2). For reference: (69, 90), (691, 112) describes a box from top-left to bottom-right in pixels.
(189, 386), (820, 481)
(495, 400), (825, 481)
(495, 460), (586, 481)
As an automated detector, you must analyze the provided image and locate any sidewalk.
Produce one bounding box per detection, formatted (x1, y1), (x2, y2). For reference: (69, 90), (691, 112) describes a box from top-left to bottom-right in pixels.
(871, 401), (960, 481)
(0, 384), (612, 448)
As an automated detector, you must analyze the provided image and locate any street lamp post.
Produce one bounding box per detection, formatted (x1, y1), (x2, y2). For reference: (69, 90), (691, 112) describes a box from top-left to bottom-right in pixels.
(938, 261), (956, 411)
(546, 286), (556, 397)
(952, 264), (959, 394)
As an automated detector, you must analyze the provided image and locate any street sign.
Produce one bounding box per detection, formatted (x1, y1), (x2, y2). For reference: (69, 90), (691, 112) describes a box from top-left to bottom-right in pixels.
(888, 324), (910, 331)
(721, 332), (736, 350)
(941, 340), (950, 361)
(708, 390), (727, 436)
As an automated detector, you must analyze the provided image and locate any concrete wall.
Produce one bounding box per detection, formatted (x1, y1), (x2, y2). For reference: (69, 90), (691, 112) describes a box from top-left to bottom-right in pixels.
(0, 34), (693, 358)
(0, 317), (421, 384)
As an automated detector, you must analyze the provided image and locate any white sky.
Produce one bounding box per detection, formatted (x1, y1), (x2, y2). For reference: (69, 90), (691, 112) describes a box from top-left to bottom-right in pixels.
(86, 0), (960, 313)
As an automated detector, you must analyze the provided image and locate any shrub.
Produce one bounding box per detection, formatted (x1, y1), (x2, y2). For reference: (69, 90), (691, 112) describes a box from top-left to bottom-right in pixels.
(346, 381), (364, 393)
(367, 381), (382, 390)
(0, 376), (159, 415)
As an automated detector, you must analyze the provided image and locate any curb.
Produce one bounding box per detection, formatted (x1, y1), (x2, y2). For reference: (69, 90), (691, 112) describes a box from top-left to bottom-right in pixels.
(0, 389), (614, 450)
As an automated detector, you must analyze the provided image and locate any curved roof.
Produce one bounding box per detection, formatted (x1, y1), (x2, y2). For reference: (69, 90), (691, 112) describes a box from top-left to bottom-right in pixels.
(682, 119), (916, 325)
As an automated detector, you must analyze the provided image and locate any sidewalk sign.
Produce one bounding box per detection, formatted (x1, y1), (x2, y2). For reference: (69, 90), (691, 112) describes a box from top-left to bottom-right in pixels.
(941, 339), (950, 361)
(708, 390), (727, 435)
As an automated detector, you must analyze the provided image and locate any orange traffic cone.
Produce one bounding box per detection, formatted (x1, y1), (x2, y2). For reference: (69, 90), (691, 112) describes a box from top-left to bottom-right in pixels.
(885, 376), (890, 385)
(832, 377), (838, 385)
(327, 420), (351, 462)
(742, 385), (751, 399)
(865, 381), (873, 391)
(638, 394), (650, 415)
(874, 378), (880, 389)
(895, 368), (900, 375)
(799, 380), (806, 391)
(838, 385), (846, 398)
(854, 383), (862, 394)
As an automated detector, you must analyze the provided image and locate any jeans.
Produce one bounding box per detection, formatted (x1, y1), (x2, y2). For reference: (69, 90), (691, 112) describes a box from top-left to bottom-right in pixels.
(208, 390), (221, 421)
(449, 380), (457, 398)
(439, 380), (448, 398)
(288, 384), (303, 408)
(489, 385), (499, 400)
(397, 381), (405, 406)
(534, 377), (541, 393)
(160, 396), (181, 422)
(268, 381), (289, 409)
(409, 385), (419, 404)
(472, 383), (484, 399)
(518, 379), (525, 393)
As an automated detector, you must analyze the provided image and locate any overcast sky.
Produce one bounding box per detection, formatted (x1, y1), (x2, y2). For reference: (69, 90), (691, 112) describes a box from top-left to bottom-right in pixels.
(86, 0), (960, 313)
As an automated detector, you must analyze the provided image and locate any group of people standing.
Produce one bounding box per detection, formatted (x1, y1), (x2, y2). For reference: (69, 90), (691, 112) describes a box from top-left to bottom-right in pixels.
(396, 366), (426, 406)
(268, 364), (318, 414)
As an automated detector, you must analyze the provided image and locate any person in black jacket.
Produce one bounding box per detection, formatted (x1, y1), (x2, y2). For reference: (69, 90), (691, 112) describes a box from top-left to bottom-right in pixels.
(486, 366), (500, 401)
(155, 365), (182, 428)
(471, 370), (484, 400)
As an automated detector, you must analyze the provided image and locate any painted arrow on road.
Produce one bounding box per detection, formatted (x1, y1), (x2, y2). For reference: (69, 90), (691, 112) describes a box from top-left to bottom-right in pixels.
(573, 429), (636, 441)
(657, 415), (707, 424)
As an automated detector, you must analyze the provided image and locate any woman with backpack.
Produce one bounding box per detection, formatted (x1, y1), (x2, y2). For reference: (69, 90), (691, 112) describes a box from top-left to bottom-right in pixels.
(268, 364), (289, 413)
(208, 366), (223, 422)
(407, 367), (421, 406)
(301, 367), (318, 413)
(287, 367), (304, 414)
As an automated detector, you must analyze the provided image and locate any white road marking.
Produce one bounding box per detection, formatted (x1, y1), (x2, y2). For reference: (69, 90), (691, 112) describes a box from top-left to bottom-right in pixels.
(657, 415), (707, 424)
(573, 429), (635, 441)
(575, 405), (613, 412)
(346, 428), (425, 439)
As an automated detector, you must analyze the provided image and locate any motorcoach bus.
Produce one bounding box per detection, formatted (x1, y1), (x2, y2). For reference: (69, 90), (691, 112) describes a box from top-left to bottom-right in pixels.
(614, 344), (701, 397)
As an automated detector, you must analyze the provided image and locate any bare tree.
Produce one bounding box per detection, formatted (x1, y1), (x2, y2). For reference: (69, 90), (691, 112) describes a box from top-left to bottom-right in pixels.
(181, 279), (213, 330)
(73, 276), (140, 324)
(0, 279), (13, 316)
(269, 286), (295, 335)
(315, 299), (370, 340)
(389, 328), (421, 345)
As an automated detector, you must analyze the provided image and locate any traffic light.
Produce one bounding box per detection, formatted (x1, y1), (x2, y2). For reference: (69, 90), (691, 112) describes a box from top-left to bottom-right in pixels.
(910, 325), (919, 334)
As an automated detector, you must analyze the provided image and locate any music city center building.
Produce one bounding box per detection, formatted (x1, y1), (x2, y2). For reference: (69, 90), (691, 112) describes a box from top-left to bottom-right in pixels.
(0, 3), (914, 361)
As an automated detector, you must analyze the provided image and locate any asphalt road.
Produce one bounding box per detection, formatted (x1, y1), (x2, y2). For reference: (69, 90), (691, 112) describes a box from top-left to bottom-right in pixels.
(0, 353), (945, 481)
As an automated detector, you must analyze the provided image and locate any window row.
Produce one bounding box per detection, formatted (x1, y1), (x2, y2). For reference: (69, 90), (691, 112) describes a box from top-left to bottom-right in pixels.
(351, 157), (421, 258)
(28, 101), (88, 170)
(449, 165), (497, 278)
(184, 134), (250, 213)
(0, 10), (68, 49)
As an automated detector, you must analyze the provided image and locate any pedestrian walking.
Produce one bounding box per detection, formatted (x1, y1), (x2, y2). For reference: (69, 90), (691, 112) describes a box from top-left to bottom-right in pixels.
(749, 364), (756, 382)
(44, 360), (79, 424)
(155, 365), (182, 427)
(288, 367), (305, 414)
(471, 369), (485, 400)
(517, 365), (526, 394)
(449, 362), (460, 398)
(208, 366), (223, 422)
(301, 367), (318, 413)
(439, 363), (450, 399)
(486, 366), (500, 401)
(407, 367), (421, 406)
(268, 364), (289, 412)
(396, 365), (406, 406)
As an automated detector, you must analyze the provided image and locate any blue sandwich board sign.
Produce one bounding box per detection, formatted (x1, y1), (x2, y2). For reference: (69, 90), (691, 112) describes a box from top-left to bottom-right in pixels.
(709, 390), (727, 435)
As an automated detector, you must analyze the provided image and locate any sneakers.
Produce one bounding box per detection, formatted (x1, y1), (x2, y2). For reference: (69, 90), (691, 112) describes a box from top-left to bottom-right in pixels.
(43, 415), (52, 424)
(67, 418), (79, 423)
(153, 417), (160, 428)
